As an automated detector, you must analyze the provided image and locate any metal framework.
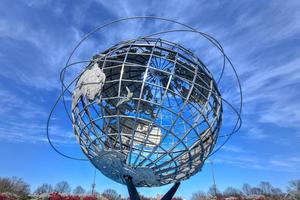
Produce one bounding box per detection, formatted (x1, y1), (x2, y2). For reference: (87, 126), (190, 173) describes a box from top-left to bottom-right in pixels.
(71, 37), (222, 186)
(46, 17), (242, 191)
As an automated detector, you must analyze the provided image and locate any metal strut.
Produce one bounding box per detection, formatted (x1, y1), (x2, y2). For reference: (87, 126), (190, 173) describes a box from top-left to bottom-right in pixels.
(124, 176), (141, 200)
(124, 176), (181, 200)
(161, 182), (181, 200)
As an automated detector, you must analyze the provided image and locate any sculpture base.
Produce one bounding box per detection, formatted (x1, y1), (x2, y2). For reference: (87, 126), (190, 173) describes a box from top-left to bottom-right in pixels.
(124, 176), (180, 200)
(91, 151), (160, 187)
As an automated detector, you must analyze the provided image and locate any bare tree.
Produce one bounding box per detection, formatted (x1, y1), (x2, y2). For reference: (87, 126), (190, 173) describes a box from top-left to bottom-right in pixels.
(268, 187), (284, 200)
(0, 177), (30, 199)
(287, 180), (300, 199)
(223, 187), (243, 197)
(250, 187), (263, 195)
(271, 187), (283, 195)
(54, 181), (71, 194)
(259, 181), (274, 195)
(0, 178), (12, 193)
(242, 184), (252, 196)
(102, 189), (121, 200)
(207, 185), (221, 197)
(191, 191), (208, 200)
(73, 185), (85, 195)
(34, 183), (53, 194)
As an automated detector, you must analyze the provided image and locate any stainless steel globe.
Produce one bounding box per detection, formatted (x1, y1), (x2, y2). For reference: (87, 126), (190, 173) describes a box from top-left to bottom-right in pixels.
(71, 37), (222, 187)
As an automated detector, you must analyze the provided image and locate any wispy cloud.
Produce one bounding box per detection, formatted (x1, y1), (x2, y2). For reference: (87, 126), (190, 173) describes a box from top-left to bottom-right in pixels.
(0, 1), (299, 177)
(221, 145), (246, 153)
(0, 2), (83, 90)
(214, 154), (265, 170)
(245, 127), (269, 140)
(0, 122), (75, 145)
(0, 87), (75, 144)
(268, 156), (300, 172)
(214, 153), (300, 173)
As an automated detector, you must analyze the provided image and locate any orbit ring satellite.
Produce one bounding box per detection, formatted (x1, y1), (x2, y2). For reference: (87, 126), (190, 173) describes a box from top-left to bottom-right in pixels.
(46, 16), (242, 200)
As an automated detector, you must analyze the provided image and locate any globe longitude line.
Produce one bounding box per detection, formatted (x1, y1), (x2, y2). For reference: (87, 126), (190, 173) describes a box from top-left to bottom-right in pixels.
(74, 103), (102, 157)
(101, 43), (134, 150)
(116, 41), (135, 153)
(79, 98), (103, 154)
(135, 42), (181, 168)
(151, 107), (207, 173)
(146, 70), (221, 172)
(99, 44), (116, 149)
(145, 63), (199, 175)
(86, 104), (113, 153)
(91, 101), (114, 149)
(133, 39), (180, 167)
(127, 39), (160, 166)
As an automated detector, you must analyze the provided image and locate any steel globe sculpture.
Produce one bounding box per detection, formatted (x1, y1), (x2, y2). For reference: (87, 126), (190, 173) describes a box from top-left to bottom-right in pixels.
(47, 17), (242, 200)
(72, 37), (222, 187)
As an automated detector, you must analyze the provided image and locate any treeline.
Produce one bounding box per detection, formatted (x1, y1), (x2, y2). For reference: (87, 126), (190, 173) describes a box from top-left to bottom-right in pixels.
(0, 177), (123, 200)
(0, 177), (299, 200)
(191, 180), (300, 200)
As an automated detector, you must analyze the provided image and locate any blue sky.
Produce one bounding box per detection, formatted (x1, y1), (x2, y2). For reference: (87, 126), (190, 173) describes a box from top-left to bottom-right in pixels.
(0, 0), (300, 198)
